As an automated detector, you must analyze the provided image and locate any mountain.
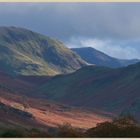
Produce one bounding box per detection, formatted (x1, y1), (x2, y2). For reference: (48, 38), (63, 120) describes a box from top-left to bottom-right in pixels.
(39, 62), (140, 120)
(0, 26), (86, 76)
(71, 47), (139, 68)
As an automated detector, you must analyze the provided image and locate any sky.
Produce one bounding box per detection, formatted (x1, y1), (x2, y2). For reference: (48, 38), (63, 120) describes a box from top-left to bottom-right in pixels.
(0, 2), (140, 59)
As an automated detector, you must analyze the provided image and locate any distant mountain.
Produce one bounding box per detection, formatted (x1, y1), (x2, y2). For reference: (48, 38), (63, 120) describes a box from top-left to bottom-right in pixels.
(39, 62), (140, 120)
(71, 47), (139, 68)
(0, 26), (86, 75)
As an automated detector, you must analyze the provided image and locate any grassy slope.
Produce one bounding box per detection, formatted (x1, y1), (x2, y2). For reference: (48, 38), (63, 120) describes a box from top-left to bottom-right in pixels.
(0, 26), (86, 75)
(39, 62), (140, 119)
(0, 87), (111, 130)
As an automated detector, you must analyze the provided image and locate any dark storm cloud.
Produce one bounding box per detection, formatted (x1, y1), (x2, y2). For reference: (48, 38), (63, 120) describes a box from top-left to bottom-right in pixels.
(0, 3), (140, 41)
(0, 3), (140, 59)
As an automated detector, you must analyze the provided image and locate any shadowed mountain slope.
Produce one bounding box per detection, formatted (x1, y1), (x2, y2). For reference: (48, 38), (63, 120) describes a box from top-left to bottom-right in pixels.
(72, 47), (139, 68)
(39, 62), (140, 120)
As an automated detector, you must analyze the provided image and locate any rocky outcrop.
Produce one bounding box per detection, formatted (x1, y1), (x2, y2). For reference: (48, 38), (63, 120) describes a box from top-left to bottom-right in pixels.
(0, 102), (32, 118)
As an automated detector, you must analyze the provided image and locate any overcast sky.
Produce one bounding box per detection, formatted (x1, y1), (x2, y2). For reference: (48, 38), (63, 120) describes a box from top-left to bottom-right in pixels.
(0, 2), (140, 59)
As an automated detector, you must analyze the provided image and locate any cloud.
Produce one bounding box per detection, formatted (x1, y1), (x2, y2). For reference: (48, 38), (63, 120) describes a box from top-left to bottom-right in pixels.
(0, 3), (140, 59)
(66, 37), (140, 59)
(0, 3), (140, 41)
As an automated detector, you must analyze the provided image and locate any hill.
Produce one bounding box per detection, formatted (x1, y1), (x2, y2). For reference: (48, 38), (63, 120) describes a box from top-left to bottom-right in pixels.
(39, 62), (140, 120)
(0, 71), (111, 130)
(0, 26), (86, 75)
(71, 47), (139, 68)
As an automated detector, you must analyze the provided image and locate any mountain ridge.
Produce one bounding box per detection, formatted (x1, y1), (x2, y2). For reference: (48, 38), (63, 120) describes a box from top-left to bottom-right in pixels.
(71, 47), (139, 68)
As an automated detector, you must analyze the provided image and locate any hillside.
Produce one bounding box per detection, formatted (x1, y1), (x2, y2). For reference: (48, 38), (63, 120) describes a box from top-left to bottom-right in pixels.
(0, 71), (111, 130)
(0, 26), (86, 75)
(1, 73), (136, 138)
(0, 95), (48, 134)
(39, 62), (140, 120)
(71, 47), (139, 68)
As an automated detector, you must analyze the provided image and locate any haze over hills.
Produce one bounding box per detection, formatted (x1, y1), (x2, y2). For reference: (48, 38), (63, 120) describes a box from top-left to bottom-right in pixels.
(0, 26), (86, 76)
(72, 47), (139, 68)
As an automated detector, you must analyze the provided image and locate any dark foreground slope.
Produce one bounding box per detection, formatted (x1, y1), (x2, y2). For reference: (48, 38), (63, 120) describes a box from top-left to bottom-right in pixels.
(0, 26), (86, 76)
(0, 71), (111, 130)
(72, 47), (139, 68)
(0, 108), (139, 138)
(39, 62), (140, 120)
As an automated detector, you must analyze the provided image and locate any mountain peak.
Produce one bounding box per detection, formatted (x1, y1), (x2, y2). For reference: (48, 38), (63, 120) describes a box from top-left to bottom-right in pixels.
(0, 26), (87, 76)
(72, 47), (139, 68)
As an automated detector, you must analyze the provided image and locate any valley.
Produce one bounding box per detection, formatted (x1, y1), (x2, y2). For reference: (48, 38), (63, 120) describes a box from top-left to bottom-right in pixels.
(0, 26), (139, 137)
